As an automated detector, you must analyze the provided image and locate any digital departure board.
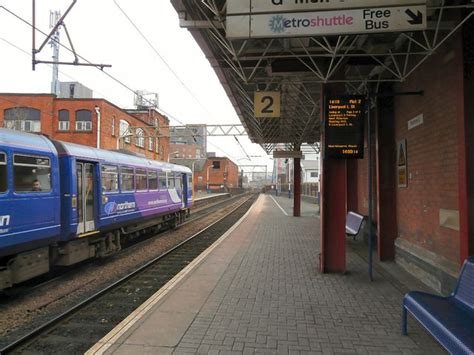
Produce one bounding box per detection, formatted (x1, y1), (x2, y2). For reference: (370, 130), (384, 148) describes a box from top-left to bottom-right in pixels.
(324, 96), (365, 159)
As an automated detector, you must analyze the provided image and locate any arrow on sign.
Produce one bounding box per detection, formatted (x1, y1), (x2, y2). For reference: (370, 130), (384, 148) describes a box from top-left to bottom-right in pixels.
(405, 9), (423, 25)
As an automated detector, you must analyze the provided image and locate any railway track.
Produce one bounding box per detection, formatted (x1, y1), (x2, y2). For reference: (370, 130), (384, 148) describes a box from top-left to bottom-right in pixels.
(0, 192), (240, 298)
(0, 193), (258, 354)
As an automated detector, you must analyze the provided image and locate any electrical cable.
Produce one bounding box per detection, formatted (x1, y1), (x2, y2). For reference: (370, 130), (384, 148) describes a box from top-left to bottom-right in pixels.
(0, 4), (253, 162)
(112, 0), (223, 123)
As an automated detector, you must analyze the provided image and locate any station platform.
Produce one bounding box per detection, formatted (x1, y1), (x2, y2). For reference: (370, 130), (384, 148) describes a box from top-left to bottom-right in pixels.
(87, 194), (442, 354)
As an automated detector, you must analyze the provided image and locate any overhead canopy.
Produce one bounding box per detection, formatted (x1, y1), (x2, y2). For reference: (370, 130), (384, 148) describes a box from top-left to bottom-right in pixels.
(170, 0), (473, 154)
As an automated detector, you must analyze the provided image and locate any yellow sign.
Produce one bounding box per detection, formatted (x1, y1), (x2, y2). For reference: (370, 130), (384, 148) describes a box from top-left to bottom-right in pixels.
(254, 91), (280, 118)
(397, 139), (407, 188)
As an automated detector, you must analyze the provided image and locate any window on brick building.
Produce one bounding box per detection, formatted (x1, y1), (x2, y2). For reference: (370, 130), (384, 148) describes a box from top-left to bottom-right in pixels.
(4, 107), (41, 132)
(75, 109), (92, 131)
(136, 128), (145, 148)
(119, 120), (130, 144)
(112, 116), (116, 136)
(58, 109), (70, 131)
(212, 161), (221, 169)
(148, 137), (154, 151)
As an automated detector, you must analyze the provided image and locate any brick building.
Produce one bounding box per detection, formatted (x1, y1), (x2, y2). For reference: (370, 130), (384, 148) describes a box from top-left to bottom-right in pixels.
(196, 157), (239, 192)
(171, 157), (239, 193)
(169, 143), (202, 160)
(0, 94), (170, 161)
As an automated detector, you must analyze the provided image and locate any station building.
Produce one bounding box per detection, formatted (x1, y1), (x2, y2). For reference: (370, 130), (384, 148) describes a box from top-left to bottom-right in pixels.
(0, 94), (170, 161)
(171, 0), (474, 293)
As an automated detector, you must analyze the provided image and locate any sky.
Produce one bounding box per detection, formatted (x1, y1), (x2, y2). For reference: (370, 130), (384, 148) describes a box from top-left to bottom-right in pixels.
(0, 0), (275, 176)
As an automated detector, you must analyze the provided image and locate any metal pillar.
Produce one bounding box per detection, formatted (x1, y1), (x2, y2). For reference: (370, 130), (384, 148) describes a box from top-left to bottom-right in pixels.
(293, 157), (301, 217)
(319, 87), (346, 273)
(320, 158), (347, 273)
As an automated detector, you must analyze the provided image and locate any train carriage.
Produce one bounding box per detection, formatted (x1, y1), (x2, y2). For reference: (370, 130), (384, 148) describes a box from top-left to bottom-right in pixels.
(0, 128), (192, 290)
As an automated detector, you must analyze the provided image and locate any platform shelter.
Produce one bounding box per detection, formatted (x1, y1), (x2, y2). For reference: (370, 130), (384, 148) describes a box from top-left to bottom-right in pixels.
(170, 0), (474, 292)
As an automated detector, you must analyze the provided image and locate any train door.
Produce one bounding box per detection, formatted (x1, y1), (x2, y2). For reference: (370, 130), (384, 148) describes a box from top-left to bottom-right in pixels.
(76, 162), (96, 234)
(181, 173), (188, 207)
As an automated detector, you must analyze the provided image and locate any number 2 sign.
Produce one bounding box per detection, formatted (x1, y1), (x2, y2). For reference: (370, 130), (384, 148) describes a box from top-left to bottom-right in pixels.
(254, 91), (281, 118)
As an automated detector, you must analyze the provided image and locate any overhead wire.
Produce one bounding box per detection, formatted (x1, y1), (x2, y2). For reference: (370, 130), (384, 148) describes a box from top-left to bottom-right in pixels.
(0, 4), (251, 162)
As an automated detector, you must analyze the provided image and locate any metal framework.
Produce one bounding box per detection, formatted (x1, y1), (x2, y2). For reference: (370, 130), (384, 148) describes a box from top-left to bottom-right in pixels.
(31, 0), (111, 70)
(170, 0), (473, 153)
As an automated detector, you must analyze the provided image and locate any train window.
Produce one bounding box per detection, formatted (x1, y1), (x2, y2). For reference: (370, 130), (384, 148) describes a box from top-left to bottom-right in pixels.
(188, 175), (193, 189)
(148, 171), (158, 190)
(0, 153), (6, 193)
(13, 154), (51, 193)
(175, 174), (182, 190)
(159, 172), (167, 189)
(101, 165), (118, 192)
(136, 169), (147, 191)
(120, 167), (135, 191)
(167, 174), (175, 189)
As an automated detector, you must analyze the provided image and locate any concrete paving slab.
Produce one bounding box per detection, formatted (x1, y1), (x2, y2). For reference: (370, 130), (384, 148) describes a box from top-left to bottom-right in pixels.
(88, 194), (444, 355)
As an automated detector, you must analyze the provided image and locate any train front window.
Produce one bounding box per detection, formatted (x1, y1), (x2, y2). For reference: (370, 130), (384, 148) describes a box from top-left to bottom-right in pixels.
(159, 172), (167, 189)
(175, 174), (182, 190)
(0, 153), (6, 193)
(13, 154), (51, 193)
(167, 174), (175, 189)
(120, 167), (135, 191)
(101, 165), (118, 192)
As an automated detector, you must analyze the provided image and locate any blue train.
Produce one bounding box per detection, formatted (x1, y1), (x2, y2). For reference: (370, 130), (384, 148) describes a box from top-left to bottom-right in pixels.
(0, 128), (192, 290)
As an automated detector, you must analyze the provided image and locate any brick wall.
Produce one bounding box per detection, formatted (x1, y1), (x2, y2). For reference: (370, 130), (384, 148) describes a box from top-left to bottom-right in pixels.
(170, 143), (201, 159)
(0, 95), (170, 161)
(0, 94), (55, 137)
(393, 34), (464, 265)
(194, 158), (239, 191)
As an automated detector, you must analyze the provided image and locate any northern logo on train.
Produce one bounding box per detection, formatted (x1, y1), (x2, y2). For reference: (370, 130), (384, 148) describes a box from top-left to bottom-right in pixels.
(0, 215), (10, 234)
(0, 215), (10, 227)
(104, 202), (117, 215)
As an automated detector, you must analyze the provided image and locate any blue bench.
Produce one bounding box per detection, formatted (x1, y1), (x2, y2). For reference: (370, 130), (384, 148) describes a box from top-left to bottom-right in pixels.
(345, 211), (365, 240)
(402, 256), (474, 354)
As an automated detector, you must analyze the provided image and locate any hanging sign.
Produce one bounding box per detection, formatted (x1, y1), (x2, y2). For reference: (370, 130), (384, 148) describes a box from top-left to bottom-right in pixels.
(324, 95), (365, 159)
(226, 5), (426, 39)
(254, 91), (281, 118)
(227, 0), (425, 15)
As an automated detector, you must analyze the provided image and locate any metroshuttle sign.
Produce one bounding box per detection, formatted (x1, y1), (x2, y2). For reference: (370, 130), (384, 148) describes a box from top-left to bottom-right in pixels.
(226, 1), (426, 39)
(228, 0), (425, 14)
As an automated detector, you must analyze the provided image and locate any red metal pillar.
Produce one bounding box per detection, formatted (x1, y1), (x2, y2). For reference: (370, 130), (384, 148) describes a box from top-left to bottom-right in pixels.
(376, 99), (397, 261)
(319, 85), (347, 273)
(320, 158), (347, 273)
(293, 157), (301, 217)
